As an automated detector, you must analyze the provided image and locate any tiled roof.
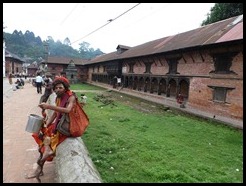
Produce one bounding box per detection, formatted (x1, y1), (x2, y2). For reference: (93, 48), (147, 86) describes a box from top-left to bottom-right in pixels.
(27, 63), (38, 69)
(86, 15), (243, 64)
(5, 50), (26, 62)
(45, 56), (89, 65)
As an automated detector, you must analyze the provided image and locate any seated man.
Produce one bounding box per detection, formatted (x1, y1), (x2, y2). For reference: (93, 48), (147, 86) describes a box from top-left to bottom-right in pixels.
(15, 79), (24, 89)
(20, 78), (25, 86)
(25, 76), (75, 182)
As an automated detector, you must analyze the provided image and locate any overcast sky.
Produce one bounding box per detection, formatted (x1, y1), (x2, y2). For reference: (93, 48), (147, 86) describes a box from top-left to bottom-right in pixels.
(3, 3), (215, 54)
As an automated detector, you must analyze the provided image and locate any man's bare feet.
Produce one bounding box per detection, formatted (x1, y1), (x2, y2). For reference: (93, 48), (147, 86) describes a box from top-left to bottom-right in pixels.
(25, 164), (43, 179)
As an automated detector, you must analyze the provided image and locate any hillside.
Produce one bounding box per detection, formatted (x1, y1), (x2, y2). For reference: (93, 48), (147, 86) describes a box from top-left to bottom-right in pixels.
(3, 29), (104, 62)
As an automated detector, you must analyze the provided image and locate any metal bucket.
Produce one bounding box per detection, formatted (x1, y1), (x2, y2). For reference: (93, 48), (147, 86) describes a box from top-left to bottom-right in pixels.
(25, 114), (43, 133)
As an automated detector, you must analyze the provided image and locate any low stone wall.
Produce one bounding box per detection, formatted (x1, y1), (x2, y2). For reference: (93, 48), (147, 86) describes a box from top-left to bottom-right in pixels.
(55, 137), (102, 183)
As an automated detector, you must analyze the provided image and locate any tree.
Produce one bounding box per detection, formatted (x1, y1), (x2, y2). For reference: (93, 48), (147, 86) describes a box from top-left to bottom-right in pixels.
(78, 42), (91, 59)
(63, 37), (71, 46)
(201, 3), (243, 26)
(79, 41), (90, 53)
(47, 36), (54, 42)
(4, 30), (104, 61)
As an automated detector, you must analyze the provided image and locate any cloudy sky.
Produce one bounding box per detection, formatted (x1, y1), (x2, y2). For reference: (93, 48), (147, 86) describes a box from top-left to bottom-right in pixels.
(3, 3), (215, 53)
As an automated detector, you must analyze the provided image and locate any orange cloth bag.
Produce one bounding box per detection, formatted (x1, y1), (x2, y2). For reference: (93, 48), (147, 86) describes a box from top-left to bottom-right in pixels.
(69, 98), (89, 137)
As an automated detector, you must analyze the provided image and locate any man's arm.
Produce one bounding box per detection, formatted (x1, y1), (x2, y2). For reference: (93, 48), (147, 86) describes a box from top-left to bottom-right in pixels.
(39, 95), (76, 114)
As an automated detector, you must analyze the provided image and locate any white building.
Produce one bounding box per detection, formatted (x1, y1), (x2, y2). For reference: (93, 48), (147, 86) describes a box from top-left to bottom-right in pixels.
(3, 38), (6, 77)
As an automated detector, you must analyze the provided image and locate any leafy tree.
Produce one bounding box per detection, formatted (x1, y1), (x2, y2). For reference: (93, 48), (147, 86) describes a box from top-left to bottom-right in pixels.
(47, 36), (54, 42)
(4, 30), (44, 61)
(79, 41), (103, 59)
(4, 30), (104, 62)
(63, 37), (71, 46)
(79, 41), (90, 52)
(49, 40), (80, 58)
(79, 41), (90, 59)
(201, 3), (243, 26)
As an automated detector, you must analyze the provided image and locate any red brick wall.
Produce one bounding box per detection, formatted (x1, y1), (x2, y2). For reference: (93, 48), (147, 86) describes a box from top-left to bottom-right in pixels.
(88, 46), (243, 121)
(151, 59), (168, 75)
(5, 58), (23, 75)
(186, 51), (243, 120)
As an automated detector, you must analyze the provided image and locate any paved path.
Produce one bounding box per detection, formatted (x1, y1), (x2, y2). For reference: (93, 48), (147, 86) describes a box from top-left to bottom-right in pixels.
(3, 80), (56, 183)
(3, 78), (14, 104)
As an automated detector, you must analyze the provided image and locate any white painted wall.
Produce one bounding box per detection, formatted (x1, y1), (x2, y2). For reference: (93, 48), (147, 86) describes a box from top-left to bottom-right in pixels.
(3, 39), (6, 77)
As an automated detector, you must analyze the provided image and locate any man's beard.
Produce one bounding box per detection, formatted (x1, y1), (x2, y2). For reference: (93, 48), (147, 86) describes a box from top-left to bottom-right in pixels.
(56, 91), (65, 98)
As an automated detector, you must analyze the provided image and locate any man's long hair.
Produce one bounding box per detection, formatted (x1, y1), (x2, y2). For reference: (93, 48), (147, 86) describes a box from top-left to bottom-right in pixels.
(52, 77), (70, 91)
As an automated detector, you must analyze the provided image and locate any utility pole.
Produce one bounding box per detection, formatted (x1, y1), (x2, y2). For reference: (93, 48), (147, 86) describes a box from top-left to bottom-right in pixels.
(43, 41), (49, 76)
(44, 41), (49, 62)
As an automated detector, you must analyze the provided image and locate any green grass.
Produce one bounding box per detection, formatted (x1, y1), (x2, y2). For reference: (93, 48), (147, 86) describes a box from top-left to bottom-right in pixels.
(70, 83), (106, 91)
(71, 84), (243, 183)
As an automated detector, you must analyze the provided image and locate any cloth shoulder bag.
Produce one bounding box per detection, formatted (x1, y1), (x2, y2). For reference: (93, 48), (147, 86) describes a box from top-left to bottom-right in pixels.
(56, 93), (89, 137)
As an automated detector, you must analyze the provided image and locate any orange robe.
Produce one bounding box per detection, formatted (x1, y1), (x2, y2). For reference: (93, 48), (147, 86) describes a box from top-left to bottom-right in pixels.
(31, 91), (73, 161)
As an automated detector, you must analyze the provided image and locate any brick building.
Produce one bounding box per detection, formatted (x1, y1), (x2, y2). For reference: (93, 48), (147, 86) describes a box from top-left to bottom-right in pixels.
(84, 15), (243, 122)
(5, 49), (26, 77)
(38, 15), (243, 124)
(40, 56), (88, 83)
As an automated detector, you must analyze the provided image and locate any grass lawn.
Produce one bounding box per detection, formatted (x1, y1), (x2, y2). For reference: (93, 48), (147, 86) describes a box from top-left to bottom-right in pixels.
(71, 83), (243, 183)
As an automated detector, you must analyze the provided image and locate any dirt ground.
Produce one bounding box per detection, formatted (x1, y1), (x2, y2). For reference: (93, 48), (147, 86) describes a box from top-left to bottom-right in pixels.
(94, 90), (172, 114)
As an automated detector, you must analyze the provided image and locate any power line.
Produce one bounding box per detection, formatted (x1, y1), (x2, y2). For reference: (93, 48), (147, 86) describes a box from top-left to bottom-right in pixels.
(60, 3), (80, 26)
(71, 3), (141, 45)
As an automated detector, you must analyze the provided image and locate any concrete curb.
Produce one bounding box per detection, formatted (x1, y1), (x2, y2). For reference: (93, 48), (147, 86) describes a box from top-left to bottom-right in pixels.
(55, 137), (102, 183)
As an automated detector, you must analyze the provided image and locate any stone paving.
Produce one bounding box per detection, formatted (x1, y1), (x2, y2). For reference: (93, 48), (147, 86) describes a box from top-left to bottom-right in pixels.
(3, 80), (57, 183)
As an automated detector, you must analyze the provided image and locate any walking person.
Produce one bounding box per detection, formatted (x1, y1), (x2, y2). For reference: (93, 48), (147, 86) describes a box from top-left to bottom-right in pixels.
(39, 78), (53, 103)
(35, 72), (43, 94)
(8, 73), (13, 85)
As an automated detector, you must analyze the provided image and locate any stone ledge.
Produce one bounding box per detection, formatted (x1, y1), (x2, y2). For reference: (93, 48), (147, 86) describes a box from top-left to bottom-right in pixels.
(55, 137), (102, 183)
